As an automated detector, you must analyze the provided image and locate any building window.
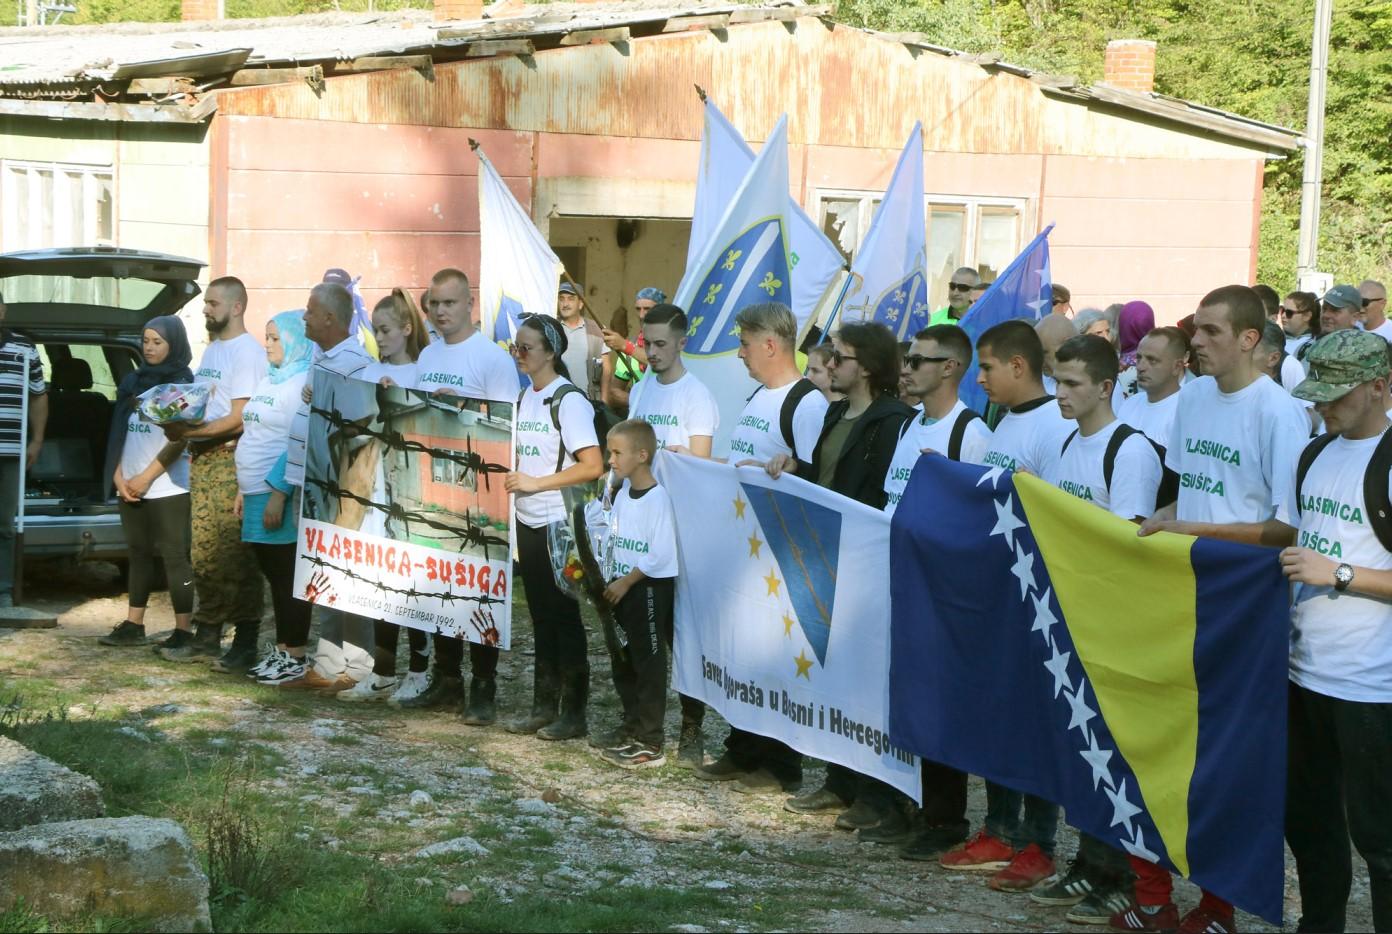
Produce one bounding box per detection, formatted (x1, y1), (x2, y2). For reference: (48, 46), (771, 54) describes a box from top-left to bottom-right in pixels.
(0, 160), (114, 252)
(816, 191), (1027, 313)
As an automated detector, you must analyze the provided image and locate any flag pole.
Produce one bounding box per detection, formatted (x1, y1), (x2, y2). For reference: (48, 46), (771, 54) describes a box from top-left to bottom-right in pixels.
(815, 268), (857, 345)
(13, 347), (29, 606)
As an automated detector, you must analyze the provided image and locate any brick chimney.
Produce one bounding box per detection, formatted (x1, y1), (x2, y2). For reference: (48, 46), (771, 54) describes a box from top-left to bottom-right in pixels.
(181, 0), (222, 21)
(434, 0), (483, 21)
(1103, 39), (1156, 94)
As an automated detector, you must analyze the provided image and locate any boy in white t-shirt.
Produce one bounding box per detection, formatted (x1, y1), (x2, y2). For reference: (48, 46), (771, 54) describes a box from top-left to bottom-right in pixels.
(596, 419), (679, 770)
(1276, 329), (1392, 934)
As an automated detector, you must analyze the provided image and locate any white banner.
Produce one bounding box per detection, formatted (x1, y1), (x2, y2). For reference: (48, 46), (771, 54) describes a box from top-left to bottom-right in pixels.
(660, 453), (921, 800)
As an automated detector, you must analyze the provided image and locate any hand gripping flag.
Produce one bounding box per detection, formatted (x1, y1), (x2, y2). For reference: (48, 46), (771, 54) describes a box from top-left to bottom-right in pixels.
(839, 123), (929, 341)
(957, 224), (1054, 414)
(476, 146), (565, 345)
(676, 115), (795, 452)
(659, 453), (921, 799)
(888, 458), (1287, 923)
(688, 99), (846, 335)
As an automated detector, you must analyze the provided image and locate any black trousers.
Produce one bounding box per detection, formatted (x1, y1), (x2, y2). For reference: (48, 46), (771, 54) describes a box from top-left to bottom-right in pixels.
(1075, 833), (1133, 886)
(118, 494), (195, 614)
(517, 522), (587, 674)
(373, 620), (429, 676)
(724, 728), (803, 783)
(657, 582), (704, 729)
(432, 633), (499, 681)
(608, 577), (674, 748)
(920, 758), (969, 836)
(251, 542), (311, 648)
(1286, 681), (1392, 933)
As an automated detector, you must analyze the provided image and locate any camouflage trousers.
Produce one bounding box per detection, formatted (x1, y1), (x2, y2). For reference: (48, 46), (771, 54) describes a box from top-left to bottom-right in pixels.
(189, 445), (264, 629)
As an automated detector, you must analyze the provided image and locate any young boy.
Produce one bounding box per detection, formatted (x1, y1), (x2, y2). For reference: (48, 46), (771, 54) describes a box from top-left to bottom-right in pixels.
(599, 419), (680, 768)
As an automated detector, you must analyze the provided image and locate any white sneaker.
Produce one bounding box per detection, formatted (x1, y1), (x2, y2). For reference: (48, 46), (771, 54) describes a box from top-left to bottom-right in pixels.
(248, 646), (288, 679)
(388, 671), (432, 706)
(337, 674), (398, 703)
(257, 654), (306, 685)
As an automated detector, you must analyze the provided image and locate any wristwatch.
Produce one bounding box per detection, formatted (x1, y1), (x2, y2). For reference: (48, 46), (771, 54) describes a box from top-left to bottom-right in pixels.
(1334, 563), (1355, 592)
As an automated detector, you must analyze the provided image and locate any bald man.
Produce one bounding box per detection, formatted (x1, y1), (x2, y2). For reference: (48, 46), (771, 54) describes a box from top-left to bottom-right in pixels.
(930, 267), (981, 326)
(1360, 280), (1391, 342)
(1035, 314), (1078, 396)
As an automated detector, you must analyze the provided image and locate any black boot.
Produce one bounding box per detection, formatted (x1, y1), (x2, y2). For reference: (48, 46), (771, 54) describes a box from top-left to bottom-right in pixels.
(460, 677), (497, 726)
(211, 622), (260, 674)
(504, 663), (559, 734)
(160, 622), (222, 662)
(537, 666), (588, 741)
(397, 674), (464, 710)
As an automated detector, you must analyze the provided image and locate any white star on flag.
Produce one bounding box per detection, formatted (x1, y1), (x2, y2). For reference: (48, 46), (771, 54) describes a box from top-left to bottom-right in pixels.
(1080, 729), (1116, 791)
(1064, 682), (1097, 735)
(1010, 542), (1036, 599)
(1030, 587), (1058, 643)
(1106, 778), (1144, 830)
(1042, 642), (1073, 699)
(990, 495), (1026, 549)
(1122, 825), (1160, 863)
(977, 465), (1007, 490)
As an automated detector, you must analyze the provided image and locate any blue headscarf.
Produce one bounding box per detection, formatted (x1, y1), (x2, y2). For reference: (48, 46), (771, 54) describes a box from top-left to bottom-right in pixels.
(268, 310), (313, 384)
(637, 287), (667, 304)
(104, 315), (195, 496)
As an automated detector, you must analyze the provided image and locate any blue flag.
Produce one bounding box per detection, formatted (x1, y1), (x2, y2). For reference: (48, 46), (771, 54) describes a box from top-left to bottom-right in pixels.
(957, 224), (1054, 413)
(889, 458), (1288, 923)
(839, 123), (928, 341)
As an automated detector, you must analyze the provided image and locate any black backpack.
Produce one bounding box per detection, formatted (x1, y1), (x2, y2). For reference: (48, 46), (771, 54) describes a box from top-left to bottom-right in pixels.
(897, 407), (984, 462)
(1295, 430), (1392, 552)
(520, 382), (606, 471)
(1060, 423), (1178, 510)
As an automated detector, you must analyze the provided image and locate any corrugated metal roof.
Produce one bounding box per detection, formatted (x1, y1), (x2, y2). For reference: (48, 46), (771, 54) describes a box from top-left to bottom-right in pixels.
(0, 0), (1300, 152)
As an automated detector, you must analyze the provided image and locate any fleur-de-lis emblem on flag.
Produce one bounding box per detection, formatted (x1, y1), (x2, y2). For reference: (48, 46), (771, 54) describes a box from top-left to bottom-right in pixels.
(758, 271), (782, 296)
(688, 315), (704, 337)
(722, 249), (743, 271)
(894, 288), (907, 304)
(703, 283), (723, 305)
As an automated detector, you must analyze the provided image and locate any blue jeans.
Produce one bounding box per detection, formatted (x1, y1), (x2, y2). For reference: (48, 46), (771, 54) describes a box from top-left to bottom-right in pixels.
(985, 780), (1058, 854)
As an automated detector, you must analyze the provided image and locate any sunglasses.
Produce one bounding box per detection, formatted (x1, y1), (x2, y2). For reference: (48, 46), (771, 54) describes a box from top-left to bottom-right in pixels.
(1280, 307), (1304, 317)
(947, 283), (972, 292)
(1364, 297), (1385, 307)
(830, 349), (857, 366)
(904, 354), (952, 370)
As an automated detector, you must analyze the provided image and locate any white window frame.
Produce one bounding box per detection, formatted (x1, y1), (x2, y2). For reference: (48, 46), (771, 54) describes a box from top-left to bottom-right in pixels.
(814, 187), (1030, 264)
(0, 159), (115, 252)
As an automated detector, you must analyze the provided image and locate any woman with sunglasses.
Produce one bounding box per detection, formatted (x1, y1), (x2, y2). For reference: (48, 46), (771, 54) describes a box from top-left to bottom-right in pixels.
(504, 314), (605, 740)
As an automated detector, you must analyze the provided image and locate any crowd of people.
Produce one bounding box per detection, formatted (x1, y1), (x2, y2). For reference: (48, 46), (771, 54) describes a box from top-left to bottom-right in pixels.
(70, 263), (1390, 934)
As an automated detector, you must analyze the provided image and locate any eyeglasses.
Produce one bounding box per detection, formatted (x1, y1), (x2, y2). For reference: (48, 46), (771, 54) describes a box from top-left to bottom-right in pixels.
(830, 350), (857, 366)
(512, 342), (539, 356)
(1364, 297), (1385, 307)
(947, 283), (972, 292)
(904, 354), (952, 370)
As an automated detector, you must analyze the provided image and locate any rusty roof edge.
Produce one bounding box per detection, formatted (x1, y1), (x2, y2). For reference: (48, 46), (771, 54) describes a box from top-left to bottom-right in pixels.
(0, 94), (216, 123)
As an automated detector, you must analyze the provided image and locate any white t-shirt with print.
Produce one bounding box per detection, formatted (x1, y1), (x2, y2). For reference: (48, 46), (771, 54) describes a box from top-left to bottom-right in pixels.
(1277, 431), (1392, 702)
(981, 396), (1074, 477)
(120, 411), (188, 499)
(628, 370), (719, 451)
(727, 379), (828, 463)
(514, 377), (600, 528)
(605, 480), (679, 581)
(883, 400), (992, 516)
(360, 360), (418, 389)
(195, 332), (266, 423)
(236, 373), (307, 495)
(414, 333), (520, 403)
(1050, 420), (1162, 520)
(1117, 391), (1180, 451)
(1165, 374), (1308, 525)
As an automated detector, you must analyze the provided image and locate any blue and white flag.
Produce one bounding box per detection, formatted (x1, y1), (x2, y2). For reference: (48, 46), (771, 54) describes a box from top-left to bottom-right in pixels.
(477, 148), (564, 345)
(958, 224), (1055, 413)
(689, 99), (846, 335)
(839, 123), (927, 341)
(677, 115), (795, 450)
(660, 453), (922, 800)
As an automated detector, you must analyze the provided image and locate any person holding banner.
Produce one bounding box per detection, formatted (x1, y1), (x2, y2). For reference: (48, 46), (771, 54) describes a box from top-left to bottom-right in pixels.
(234, 311), (316, 686)
(503, 313), (604, 740)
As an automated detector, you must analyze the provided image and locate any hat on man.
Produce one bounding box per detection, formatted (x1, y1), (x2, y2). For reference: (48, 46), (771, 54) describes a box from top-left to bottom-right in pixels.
(1293, 329), (1392, 403)
(558, 282), (582, 296)
(322, 267), (352, 286)
(1321, 284), (1363, 310)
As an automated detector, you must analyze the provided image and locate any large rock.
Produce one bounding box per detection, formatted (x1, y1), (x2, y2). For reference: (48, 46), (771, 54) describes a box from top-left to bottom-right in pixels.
(0, 736), (103, 830)
(0, 816), (211, 932)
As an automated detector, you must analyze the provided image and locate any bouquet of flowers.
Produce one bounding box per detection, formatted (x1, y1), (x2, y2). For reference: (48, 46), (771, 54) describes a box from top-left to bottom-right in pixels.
(136, 382), (211, 425)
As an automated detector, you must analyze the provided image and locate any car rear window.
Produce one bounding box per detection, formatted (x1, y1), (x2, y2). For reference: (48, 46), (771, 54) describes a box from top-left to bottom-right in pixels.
(1, 274), (165, 311)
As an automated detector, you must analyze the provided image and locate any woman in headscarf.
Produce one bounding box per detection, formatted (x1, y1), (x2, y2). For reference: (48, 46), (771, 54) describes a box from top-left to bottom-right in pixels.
(99, 315), (196, 648)
(233, 311), (317, 685)
(1114, 300), (1157, 403)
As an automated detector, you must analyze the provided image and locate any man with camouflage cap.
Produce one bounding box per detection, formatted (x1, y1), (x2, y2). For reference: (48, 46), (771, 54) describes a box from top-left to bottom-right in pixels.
(1277, 328), (1392, 934)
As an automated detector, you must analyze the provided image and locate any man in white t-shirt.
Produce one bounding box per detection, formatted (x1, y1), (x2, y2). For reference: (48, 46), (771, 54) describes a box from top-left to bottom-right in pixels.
(941, 318), (1071, 891)
(1276, 329), (1392, 934)
(1120, 285), (1308, 934)
(401, 268), (521, 721)
(159, 276), (268, 670)
(627, 304), (718, 458)
(1360, 279), (1392, 343)
(698, 301), (826, 793)
(1117, 327), (1188, 449)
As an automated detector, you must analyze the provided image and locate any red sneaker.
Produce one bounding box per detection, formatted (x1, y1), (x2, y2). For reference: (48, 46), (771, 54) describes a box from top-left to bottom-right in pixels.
(938, 829), (1016, 872)
(988, 843), (1055, 891)
(1177, 906), (1237, 934)
(1109, 901), (1180, 933)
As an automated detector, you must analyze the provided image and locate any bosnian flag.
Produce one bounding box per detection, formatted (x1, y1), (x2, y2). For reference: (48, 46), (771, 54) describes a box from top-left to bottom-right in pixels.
(476, 147), (564, 344)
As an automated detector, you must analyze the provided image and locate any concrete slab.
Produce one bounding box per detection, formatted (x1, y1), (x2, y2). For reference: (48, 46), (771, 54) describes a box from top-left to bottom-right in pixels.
(0, 607), (59, 629)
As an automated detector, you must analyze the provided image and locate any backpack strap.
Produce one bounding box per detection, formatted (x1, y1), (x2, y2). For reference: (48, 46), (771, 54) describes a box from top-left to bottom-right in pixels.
(1364, 429), (1392, 553)
(779, 379), (818, 457)
(947, 409), (983, 462)
(1102, 423), (1142, 491)
(1061, 428), (1080, 459)
(1102, 423), (1176, 511)
(1295, 433), (1340, 519)
(544, 382), (585, 473)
